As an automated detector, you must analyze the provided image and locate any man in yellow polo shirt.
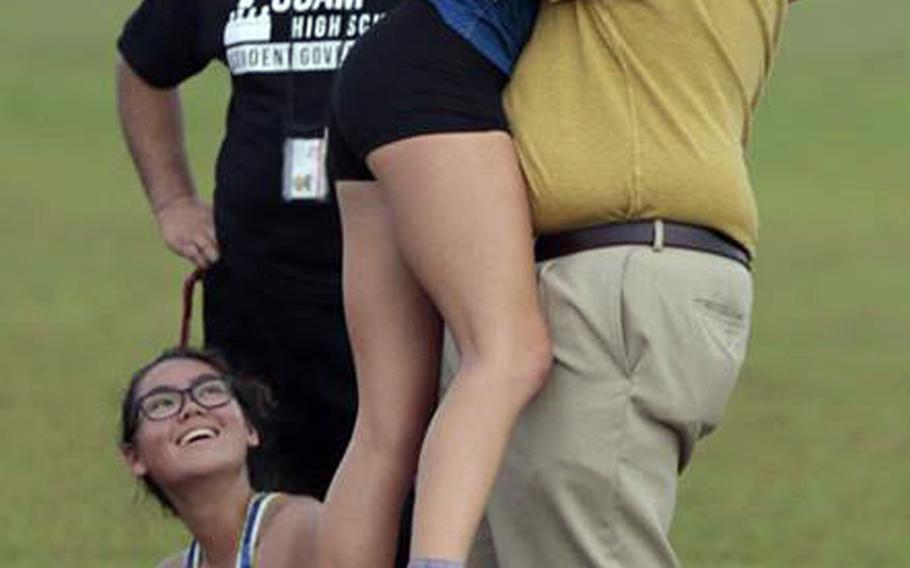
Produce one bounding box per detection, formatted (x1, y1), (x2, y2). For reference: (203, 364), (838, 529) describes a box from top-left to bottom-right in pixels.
(459, 1), (798, 566)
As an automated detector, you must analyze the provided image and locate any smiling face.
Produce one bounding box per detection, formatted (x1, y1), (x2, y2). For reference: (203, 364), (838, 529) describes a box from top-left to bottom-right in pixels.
(122, 357), (260, 491)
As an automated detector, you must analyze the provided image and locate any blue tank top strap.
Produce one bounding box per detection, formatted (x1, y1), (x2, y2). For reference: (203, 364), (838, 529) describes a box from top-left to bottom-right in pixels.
(184, 539), (201, 568)
(183, 492), (281, 568)
(238, 492), (280, 568)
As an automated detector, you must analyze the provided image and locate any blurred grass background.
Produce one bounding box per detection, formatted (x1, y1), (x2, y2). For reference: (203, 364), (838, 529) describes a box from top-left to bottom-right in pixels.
(1, 0), (907, 565)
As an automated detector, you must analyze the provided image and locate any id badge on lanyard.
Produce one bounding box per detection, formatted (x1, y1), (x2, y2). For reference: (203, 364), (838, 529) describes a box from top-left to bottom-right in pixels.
(282, 126), (329, 203)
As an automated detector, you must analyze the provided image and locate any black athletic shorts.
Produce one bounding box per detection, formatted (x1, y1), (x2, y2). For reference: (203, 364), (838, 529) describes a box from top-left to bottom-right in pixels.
(327, 0), (509, 182)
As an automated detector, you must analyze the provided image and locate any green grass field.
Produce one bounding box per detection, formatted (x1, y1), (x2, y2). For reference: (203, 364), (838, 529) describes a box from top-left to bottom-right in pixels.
(2, 1), (908, 565)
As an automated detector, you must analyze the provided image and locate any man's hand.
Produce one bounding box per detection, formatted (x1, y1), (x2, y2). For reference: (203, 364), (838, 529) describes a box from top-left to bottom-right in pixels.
(154, 197), (220, 268)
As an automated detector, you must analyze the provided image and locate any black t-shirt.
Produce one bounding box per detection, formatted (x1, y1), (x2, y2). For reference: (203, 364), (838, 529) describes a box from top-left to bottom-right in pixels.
(118, 0), (399, 290)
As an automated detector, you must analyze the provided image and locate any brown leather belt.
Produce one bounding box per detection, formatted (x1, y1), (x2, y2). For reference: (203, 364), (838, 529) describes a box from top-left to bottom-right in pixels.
(534, 220), (752, 269)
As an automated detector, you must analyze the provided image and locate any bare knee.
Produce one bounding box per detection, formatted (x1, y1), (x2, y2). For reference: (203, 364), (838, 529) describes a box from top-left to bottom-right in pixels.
(462, 321), (553, 408)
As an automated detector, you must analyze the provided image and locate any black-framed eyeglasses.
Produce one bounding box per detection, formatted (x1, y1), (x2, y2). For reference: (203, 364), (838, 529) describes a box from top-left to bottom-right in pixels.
(134, 374), (235, 422)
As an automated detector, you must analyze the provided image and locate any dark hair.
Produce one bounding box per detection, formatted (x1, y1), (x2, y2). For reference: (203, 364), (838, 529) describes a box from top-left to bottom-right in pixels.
(120, 346), (272, 514)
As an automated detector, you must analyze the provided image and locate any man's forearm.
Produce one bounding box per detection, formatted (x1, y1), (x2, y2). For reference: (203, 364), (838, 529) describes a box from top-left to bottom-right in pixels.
(116, 57), (196, 213)
(116, 57), (219, 268)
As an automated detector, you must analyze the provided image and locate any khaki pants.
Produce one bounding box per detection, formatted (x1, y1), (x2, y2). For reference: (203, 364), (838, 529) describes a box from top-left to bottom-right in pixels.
(442, 245), (752, 567)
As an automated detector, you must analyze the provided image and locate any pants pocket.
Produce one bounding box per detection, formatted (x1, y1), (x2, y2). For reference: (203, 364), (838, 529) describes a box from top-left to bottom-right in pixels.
(689, 269), (753, 437)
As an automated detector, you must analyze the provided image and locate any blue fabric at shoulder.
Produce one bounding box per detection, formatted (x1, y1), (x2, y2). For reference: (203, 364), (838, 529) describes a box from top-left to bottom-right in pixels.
(426, 0), (539, 75)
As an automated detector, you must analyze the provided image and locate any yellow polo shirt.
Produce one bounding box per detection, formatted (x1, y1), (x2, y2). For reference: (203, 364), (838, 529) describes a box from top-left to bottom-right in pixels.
(505, 0), (790, 254)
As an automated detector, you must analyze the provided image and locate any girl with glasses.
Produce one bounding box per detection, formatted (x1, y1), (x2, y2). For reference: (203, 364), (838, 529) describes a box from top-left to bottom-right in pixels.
(119, 347), (321, 567)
